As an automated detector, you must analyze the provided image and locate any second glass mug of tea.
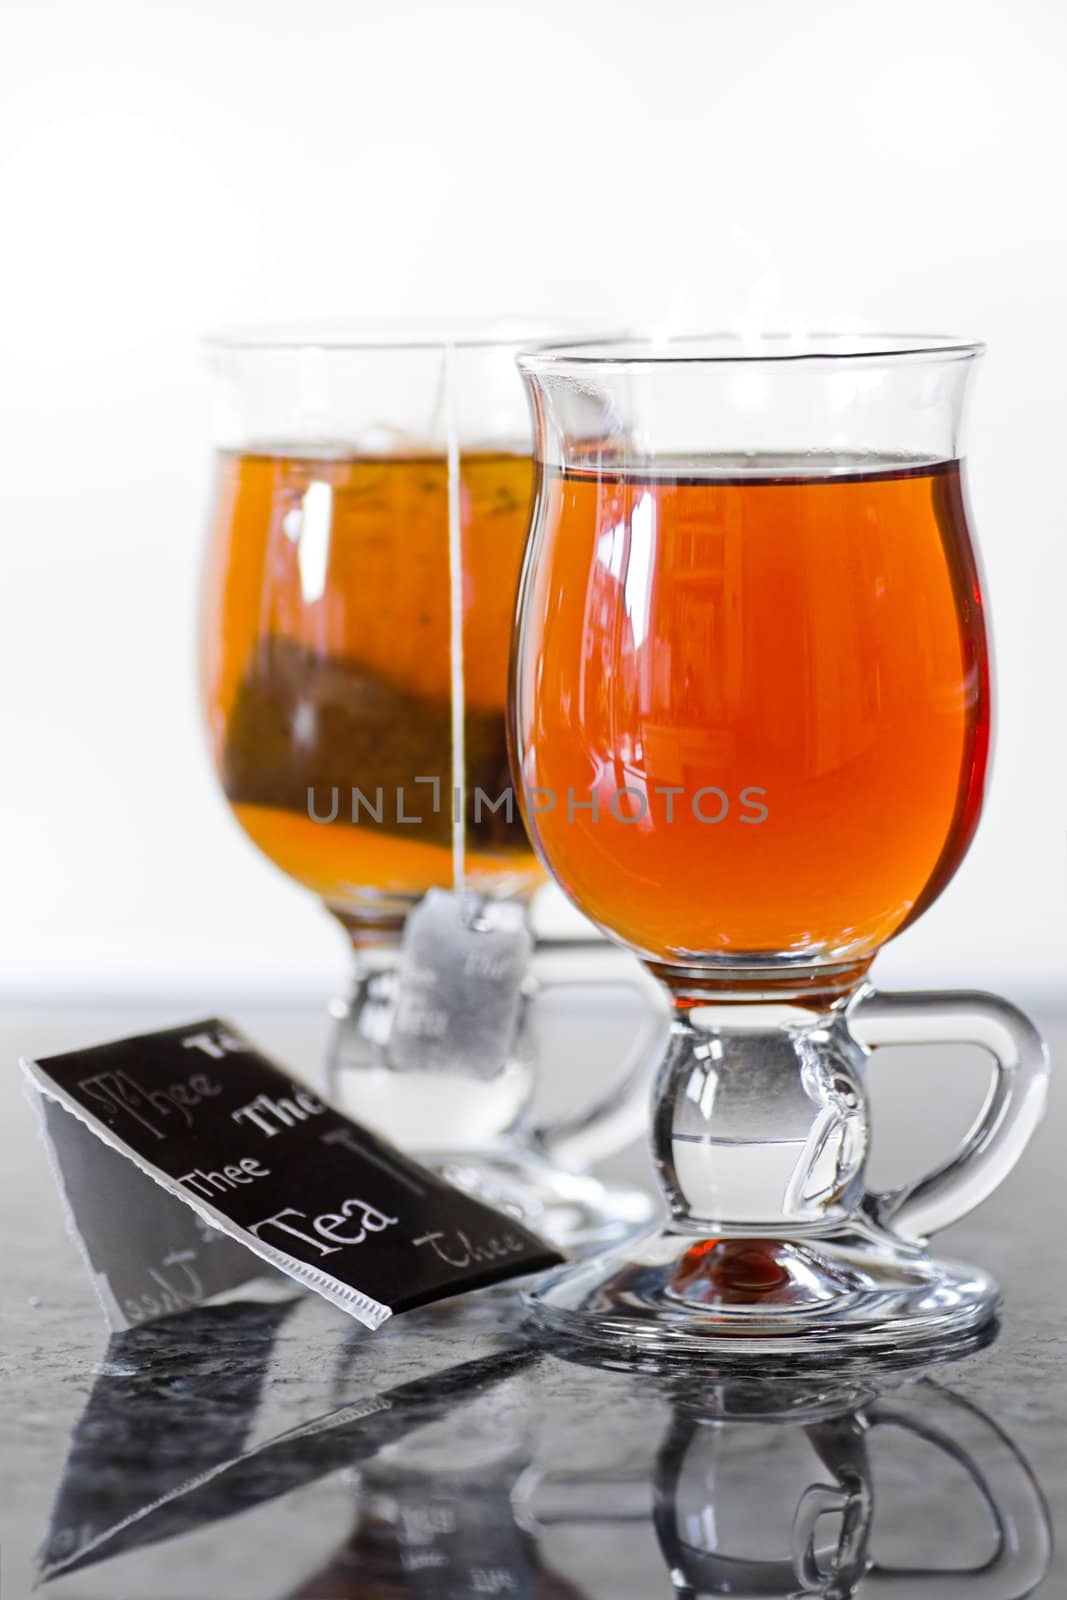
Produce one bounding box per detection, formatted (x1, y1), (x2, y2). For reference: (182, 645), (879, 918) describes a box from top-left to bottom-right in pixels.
(198, 322), (657, 1248)
(511, 333), (1049, 1350)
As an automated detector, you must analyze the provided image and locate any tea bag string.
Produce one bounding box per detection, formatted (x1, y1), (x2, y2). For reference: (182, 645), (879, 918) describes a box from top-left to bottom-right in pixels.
(443, 342), (466, 894)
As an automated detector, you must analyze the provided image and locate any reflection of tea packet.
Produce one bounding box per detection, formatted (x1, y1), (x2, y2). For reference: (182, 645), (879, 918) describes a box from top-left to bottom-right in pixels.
(389, 891), (534, 1082)
(39, 1300), (533, 1585)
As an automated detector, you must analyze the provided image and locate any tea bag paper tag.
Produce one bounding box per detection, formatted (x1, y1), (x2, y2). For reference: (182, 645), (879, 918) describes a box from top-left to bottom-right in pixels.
(389, 890), (535, 1081)
(23, 1018), (561, 1333)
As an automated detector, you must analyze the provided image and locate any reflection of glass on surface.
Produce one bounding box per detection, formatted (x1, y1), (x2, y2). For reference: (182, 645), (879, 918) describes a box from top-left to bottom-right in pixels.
(37, 1293), (1051, 1600)
(523, 1366), (1052, 1600)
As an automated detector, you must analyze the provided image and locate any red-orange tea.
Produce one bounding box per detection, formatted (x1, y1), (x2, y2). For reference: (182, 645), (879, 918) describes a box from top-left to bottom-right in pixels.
(201, 450), (541, 926)
(514, 456), (989, 969)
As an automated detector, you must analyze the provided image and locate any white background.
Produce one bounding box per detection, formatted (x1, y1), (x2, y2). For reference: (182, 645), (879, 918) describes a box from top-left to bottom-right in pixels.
(1, 0), (1064, 1007)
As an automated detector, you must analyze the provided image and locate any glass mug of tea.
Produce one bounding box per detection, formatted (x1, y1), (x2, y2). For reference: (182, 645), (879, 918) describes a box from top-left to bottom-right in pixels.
(198, 322), (656, 1248)
(511, 333), (1049, 1349)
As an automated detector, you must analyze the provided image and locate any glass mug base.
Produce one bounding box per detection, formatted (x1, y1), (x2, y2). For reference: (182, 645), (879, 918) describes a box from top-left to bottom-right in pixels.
(525, 982), (1047, 1357)
(526, 1218), (999, 1358)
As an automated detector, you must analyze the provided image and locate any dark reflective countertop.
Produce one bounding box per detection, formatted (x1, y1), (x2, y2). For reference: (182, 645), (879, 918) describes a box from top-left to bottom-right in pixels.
(2, 1004), (1064, 1598)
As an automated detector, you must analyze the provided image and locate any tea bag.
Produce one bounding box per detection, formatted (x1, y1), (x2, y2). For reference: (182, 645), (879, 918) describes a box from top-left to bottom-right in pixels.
(388, 891), (534, 1082)
(221, 638), (519, 854)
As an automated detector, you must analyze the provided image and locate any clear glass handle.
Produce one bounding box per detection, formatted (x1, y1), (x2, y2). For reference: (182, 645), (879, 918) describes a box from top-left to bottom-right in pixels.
(526, 952), (667, 1171)
(848, 987), (1049, 1242)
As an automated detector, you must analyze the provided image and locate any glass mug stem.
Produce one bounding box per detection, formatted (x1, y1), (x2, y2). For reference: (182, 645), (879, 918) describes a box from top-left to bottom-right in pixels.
(652, 993), (871, 1238)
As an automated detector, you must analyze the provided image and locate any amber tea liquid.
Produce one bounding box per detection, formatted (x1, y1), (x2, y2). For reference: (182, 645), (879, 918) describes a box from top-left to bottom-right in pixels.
(201, 450), (541, 928)
(515, 456), (990, 971)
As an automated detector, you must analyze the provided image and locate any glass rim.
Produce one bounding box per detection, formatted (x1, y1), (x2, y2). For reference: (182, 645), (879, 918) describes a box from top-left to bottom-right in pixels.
(203, 315), (607, 354)
(517, 331), (985, 370)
